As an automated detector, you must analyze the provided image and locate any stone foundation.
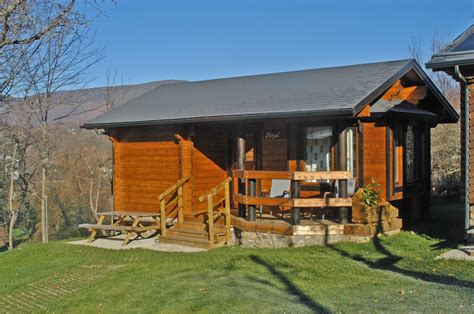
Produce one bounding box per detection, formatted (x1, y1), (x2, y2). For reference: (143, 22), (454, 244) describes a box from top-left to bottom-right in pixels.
(231, 216), (402, 248)
(235, 229), (348, 248)
(234, 229), (403, 248)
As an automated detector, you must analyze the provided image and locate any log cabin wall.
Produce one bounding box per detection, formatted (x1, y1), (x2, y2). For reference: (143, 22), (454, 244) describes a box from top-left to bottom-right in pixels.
(110, 126), (184, 213)
(361, 120), (407, 203)
(261, 121), (289, 171)
(362, 122), (390, 200)
(191, 129), (228, 213)
(110, 126), (229, 215)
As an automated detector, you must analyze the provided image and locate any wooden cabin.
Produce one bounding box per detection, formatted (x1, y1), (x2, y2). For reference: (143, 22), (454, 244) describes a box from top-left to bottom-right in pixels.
(83, 59), (458, 248)
(427, 24), (474, 241)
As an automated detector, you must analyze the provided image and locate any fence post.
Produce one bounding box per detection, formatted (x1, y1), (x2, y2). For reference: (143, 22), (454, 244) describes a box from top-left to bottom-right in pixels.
(224, 181), (232, 243)
(178, 185), (184, 224)
(290, 180), (301, 225)
(160, 200), (167, 237)
(207, 194), (214, 248)
(247, 179), (257, 221)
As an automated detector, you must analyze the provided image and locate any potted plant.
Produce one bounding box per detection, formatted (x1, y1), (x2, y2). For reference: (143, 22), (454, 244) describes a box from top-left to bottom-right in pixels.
(352, 179), (393, 224)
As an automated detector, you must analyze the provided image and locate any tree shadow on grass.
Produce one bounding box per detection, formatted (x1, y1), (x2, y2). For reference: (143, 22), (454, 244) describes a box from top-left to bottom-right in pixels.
(249, 255), (330, 313)
(329, 213), (474, 290)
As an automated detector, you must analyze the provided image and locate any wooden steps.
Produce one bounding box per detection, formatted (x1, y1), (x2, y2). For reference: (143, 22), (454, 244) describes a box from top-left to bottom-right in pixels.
(159, 221), (227, 249)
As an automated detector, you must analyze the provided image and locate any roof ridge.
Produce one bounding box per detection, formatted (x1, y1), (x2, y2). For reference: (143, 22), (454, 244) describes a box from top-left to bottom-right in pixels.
(163, 59), (415, 87)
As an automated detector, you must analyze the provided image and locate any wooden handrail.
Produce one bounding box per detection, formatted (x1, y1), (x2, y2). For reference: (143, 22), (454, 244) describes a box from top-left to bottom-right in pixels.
(159, 176), (190, 201)
(198, 177), (232, 202)
(232, 170), (354, 214)
(233, 170), (353, 181)
(159, 176), (190, 237)
(198, 177), (232, 248)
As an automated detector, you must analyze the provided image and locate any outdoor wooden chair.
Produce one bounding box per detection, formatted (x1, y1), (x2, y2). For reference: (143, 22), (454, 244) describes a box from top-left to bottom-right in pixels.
(259, 179), (291, 217)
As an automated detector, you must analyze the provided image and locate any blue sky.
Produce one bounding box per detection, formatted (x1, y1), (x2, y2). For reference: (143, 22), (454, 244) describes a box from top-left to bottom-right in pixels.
(85, 0), (472, 87)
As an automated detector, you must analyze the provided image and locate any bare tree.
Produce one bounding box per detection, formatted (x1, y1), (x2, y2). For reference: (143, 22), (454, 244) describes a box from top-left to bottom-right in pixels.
(17, 15), (102, 243)
(0, 1), (84, 101)
(0, 120), (33, 250)
(406, 33), (459, 107)
(0, 1), (77, 49)
(405, 34), (461, 198)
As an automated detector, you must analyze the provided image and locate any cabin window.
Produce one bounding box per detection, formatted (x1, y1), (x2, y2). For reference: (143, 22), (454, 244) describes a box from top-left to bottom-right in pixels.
(393, 125), (403, 188)
(406, 125), (417, 183)
(305, 126), (332, 171)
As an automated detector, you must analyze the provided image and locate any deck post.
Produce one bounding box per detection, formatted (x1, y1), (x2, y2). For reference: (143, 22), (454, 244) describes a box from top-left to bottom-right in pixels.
(247, 179), (257, 221)
(290, 180), (301, 225)
(236, 130), (246, 218)
(338, 127), (349, 224)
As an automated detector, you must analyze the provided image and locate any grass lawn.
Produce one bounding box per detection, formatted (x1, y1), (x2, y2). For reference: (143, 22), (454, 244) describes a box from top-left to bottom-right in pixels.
(1, 202), (473, 313)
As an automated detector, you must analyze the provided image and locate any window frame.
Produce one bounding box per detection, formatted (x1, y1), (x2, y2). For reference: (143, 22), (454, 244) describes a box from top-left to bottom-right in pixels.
(405, 124), (419, 184)
(392, 124), (404, 193)
(304, 125), (335, 172)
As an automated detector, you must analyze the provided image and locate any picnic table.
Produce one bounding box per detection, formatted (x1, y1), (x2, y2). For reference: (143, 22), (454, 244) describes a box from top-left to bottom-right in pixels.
(79, 211), (161, 246)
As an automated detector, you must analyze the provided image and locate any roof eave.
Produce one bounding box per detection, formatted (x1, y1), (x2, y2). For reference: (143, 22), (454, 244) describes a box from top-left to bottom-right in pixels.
(81, 108), (354, 130)
(426, 55), (474, 69)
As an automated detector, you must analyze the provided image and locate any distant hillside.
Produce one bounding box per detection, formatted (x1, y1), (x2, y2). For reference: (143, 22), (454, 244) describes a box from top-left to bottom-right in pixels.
(3, 80), (185, 127)
(60, 80), (185, 126)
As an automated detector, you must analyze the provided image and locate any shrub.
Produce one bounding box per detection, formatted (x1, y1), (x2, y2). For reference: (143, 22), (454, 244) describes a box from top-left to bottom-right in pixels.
(361, 179), (381, 207)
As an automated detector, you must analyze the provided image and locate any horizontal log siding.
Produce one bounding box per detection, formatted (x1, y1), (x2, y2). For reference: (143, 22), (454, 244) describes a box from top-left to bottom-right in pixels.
(114, 141), (180, 212)
(192, 131), (227, 213)
(363, 122), (388, 199)
(261, 122), (288, 171)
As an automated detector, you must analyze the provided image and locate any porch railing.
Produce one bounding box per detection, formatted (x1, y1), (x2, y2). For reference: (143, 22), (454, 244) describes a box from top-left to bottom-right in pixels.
(198, 177), (232, 248)
(159, 176), (190, 237)
(232, 170), (353, 223)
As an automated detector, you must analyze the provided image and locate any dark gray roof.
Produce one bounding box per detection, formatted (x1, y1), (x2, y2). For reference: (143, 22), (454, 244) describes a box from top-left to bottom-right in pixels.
(83, 59), (456, 129)
(426, 25), (474, 69)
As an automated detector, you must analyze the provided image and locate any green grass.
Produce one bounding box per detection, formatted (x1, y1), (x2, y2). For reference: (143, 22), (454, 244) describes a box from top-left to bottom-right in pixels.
(1, 233), (473, 312)
(1, 201), (473, 313)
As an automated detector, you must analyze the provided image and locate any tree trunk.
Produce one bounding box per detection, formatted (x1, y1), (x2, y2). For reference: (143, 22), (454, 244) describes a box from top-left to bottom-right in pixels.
(8, 143), (18, 251)
(8, 211), (17, 251)
(41, 164), (47, 243)
(89, 178), (98, 220)
(40, 124), (48, 244)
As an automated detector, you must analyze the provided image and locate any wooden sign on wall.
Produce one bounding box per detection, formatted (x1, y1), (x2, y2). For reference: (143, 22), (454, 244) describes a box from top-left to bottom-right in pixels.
(263, 129), (286, 140)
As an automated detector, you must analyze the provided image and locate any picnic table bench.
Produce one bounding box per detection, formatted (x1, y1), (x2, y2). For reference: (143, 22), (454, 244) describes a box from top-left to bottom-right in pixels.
(79, 211), (161, 246)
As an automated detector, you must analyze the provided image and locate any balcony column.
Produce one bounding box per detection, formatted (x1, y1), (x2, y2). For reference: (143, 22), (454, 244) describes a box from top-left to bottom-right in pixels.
(236, 129), (246, 218)
(290, 180), (301, 225)
(338, 126), (349, 224)
(247, 179), (257, 221)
